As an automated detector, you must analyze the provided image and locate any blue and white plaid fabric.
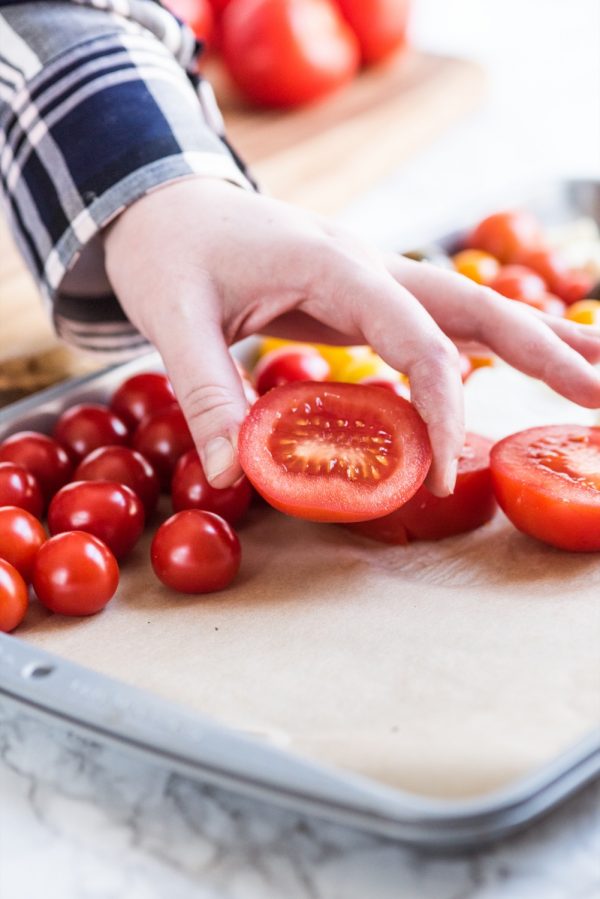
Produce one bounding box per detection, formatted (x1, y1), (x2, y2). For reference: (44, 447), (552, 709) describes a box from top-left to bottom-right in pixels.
(0, 0), (252, 353)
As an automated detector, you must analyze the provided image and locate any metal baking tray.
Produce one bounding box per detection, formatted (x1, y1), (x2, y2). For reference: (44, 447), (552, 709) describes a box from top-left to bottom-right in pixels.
(1, 178), (599, 849)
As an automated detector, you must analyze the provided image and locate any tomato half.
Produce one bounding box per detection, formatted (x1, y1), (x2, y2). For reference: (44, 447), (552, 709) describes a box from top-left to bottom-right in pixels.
(334, 0), (410, 64)
(221, 0), (360, 108)
(348, 432), (496, 543)
(110, 372), (176, 430)
(53, 404), (129, 463)
(172, 449), (253, 523)
(0, 431), (72, 504)
(132, 404), (194, 490)
(238, 381), (431, 522)
(74, 446), (160, 518)
(466, 211), (542, 264)
(490, 425), (600, 551)
(0, 506), (46, 582)
(0, 462), (43, 518)
(0, 558), (28, 633)
(32, 532), (119, 616)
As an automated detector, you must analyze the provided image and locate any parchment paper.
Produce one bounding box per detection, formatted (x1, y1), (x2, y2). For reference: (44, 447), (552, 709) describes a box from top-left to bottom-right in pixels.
(18, 366), (600, 799)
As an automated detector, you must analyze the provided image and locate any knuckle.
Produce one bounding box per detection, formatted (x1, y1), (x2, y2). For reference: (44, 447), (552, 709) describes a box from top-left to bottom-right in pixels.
(181, 383), (244, 436)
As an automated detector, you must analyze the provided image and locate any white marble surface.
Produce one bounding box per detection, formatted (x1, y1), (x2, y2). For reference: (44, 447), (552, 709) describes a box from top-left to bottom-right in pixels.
(2, 0), (600, 896)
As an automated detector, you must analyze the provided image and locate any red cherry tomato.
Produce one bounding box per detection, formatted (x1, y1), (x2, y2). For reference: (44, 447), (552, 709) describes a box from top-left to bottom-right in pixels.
(333, 0), (410, 64)
(221, 0), (360, 108)
(466, 211), (543, 264)
(517, 248), (594, 304)
(132, 404), (194, 491)
(151, 509), (241, 594)
(32, 531), (119, 616)
(0, 432), (72, 504)
(110, 372), (176, 431)
(207, 0), (232, 15)
(172, 449), (252, 523)
(74, 446), (160, 518)
(491, 265), (547, 307)
(238, 381), (431, 522)
(53, 404), (129, 463)
(0, 506), (46, 582)
(0, 558), (28, 633)
(490, 425), (600, 552)
(0, 462), (43, 518)
(48, 481), (145, 560)
(163, 0), (214, 42)
(254, 347), (331, 395)
(348, 433), (496, 543)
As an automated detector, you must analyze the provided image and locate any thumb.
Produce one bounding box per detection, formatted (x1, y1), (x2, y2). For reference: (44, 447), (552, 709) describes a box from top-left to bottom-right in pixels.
(155, 311), (249, 489)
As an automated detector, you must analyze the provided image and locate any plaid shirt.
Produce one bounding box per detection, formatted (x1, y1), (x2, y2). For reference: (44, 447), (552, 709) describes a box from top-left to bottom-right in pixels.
(0, 0), (252, 354)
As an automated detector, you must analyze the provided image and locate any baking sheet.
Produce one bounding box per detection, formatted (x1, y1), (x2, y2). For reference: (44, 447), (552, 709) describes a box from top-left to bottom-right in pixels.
(13, 362), (600, 800)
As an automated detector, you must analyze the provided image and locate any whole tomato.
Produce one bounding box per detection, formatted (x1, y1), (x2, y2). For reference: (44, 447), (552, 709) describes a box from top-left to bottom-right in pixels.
(172, 450), (253, 523)
(110, 372), (176, 431)
(221, 0), (360, 108)
(32, 532), (119, 616)
(466, 211), (543, 264)
(0, 558), (28, 633)
(133, 404), (194, 491)
(0, 462), (43, 518)
(334, 0), (410, 64)
(75, 446), (160, 518)
(48, 481), (145, 560)
(517, 248), (593, 304)
(491, 265), (547, 307)
(53, 404), (129, 463)
(163, 0), (214, 42)
(0, 431), (72, 504)
(0, 506), (46, 582)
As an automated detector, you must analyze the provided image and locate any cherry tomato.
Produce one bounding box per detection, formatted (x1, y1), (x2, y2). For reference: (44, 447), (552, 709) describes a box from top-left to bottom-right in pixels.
(48, 481), (145, 560)
(335, 352), (400, 384)
(566, 299), (600, 326)
(452, 249), (500, 285)
(557, 271), (594, 305)
(254, 347), (330, 395)
(0, 462), (43, 518)
(53, 404), (129, 463)
(110, 372), (176, 430)
(151, 509), (241, 593)
(238, 381), (431, 522)
(32, 531), (119, 616)
(466, 211), (543, 264)
(334, 0), (410, 64)
(172, 449), (253, 523)
(0, 558), (28, 633)
(0, 431), (72, 504)
(491, 265), (547, 307)
(348, 433), (496, 543)
(207, 0), (232, 14)
(132, 404), (194, 490)
(163, 0), (214, 42)
(490, 425), (600, 552)
(221, 0), (360, 108)
(74, 446), (160, 518)
(0, 506), (46, 582)
(537, 294), (567, 317)
(517, 248), (593, 304)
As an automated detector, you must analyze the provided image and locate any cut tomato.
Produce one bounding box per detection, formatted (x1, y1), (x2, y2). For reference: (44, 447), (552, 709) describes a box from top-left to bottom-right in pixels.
(238, 381), (431, 522)
(349, 432), (496, 542)
(490, 425), (600, 551)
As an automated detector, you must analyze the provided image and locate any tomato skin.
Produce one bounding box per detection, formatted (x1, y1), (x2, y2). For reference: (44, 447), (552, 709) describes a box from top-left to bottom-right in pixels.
(0, 463), (43, 518)
(221, 0), (360, 108)
(334, 0), (410, 64)
(172, 450), (253, 523)
(163, 0), (214, 42)
(151, 509), (241, 594)
(132, 404), (194, 491)
(0, 432), (73, 504)
(517, 248), (593, 304)
(238, 381), (432, 523)
(0, 558), (28, 633)
(74, 446), (160, 518)
(490, 425), (600, 552)
(349, 433), (496, 543)
(110, 372), (176, 431)
(452, 249), (500, 285)
(48, 481), (145, 560)
(32, 532), (119, 616)
(254, 347), (330, 395)
(0, 506), (46, 582)
(491, 265), (547, 305)
(466, 211), (543, 264)
(53, 404), (129, 464)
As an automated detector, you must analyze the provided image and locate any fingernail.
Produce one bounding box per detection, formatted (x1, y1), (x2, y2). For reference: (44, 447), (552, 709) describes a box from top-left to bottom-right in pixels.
(201, 436), (235, 483)
(444, 459), (458, 495)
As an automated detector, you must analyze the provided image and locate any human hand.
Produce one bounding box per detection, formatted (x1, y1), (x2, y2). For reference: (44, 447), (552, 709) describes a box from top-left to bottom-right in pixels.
(104, 178), (600, 496)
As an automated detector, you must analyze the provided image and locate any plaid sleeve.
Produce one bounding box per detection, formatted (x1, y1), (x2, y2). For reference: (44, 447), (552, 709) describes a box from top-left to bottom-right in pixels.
(0, 0), (254, 355)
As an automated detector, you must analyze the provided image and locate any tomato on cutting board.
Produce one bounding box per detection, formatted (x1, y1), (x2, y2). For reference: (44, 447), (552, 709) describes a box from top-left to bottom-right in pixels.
(348, 432), (496, 543)
(490, 425), (600, 552)
(238, 381), (431, 522)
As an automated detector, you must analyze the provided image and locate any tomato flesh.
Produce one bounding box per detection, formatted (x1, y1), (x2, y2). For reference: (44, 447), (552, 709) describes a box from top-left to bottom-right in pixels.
(490, 425), (600, 551)
(349, 432), (496, 542)
(238, 381), (431, 522)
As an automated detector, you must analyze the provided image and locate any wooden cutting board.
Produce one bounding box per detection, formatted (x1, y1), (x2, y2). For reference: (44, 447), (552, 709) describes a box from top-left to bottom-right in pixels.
(0, 50), (484, 373)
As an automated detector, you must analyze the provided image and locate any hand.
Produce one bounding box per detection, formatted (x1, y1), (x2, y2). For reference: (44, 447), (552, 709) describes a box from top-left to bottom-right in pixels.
(104, 178), (600, 495)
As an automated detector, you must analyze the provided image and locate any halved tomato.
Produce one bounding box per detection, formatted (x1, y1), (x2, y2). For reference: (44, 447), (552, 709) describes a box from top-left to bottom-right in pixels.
(349, 432), (496, 542)
(238, 381), (431, 522)
(490, 425), (600, 551)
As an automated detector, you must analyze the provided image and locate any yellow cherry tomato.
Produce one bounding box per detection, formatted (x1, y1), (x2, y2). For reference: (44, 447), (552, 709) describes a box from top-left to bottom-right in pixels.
(453, 249), (501, 285)
(258, 337), (305, 357)
(336, 353), (402, 384)
(468, 354), (495, 370)
(565, 299), (600, 326)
